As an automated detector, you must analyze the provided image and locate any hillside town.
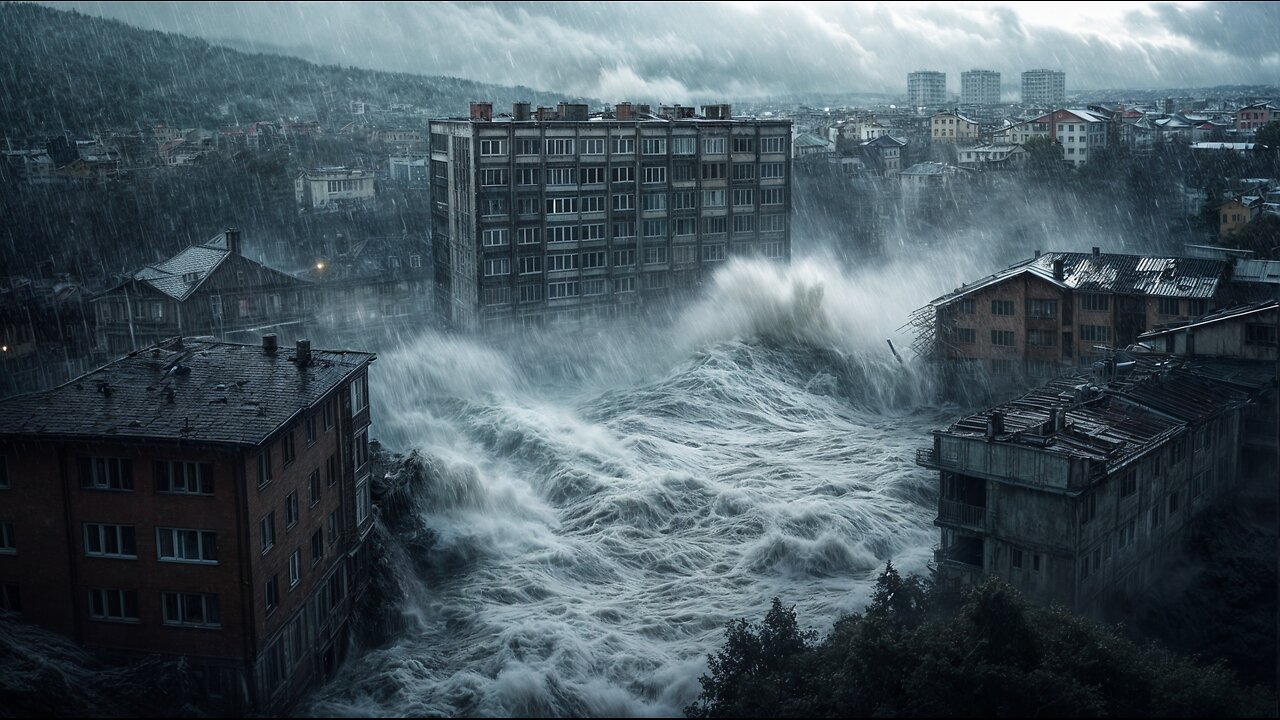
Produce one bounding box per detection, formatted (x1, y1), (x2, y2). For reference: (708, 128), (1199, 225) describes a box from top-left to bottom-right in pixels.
(0, 3), (1278, 717)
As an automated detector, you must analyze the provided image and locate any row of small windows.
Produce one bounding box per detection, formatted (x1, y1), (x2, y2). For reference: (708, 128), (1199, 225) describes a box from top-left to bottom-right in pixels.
(478, 136), (787, 157)
(953, 326), (1110, 345)
(955, 294), (1208, 317)
(478, 163), (784, 188)
(480, 216), (785, 253)
(484, 188), (786, 217)
(481, 237), (782, 278)
(86, 588), (221, 627)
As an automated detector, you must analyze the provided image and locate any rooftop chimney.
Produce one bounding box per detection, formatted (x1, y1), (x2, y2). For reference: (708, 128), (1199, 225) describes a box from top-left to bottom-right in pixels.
(535, 106), (559, 121)
(616, 102), (634, 121)
(513, 101), (531, 121)
(702, 103), (732, 120)
(262, 334), (278, 354)
(225, 227), (241, 255)
(1052, 257), (1065, 280)
(986, 410), (1004, 439)
(1092, 246), (1101, 258)
(1034, 249), (1041, 258)
(469, 101), (493, 122)
(295, 339), (312, 367)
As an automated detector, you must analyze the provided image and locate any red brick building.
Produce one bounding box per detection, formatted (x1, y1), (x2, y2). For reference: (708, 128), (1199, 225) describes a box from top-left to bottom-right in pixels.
(0, 336), (376, 713)
(1235, 101), (1277, 132)
(911, 249), (1230, 392)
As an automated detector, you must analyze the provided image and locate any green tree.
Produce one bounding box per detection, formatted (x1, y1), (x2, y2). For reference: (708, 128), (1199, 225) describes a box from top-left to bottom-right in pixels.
(1255, 120), (1280, 150)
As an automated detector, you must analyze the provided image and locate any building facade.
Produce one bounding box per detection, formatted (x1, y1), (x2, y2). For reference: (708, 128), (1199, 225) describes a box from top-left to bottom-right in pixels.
(917, 359), (1259, 616)
(930, 111), (981, 144)
(93, 230), (315, 357)
(428, 102), (793, 332)
(1021, 69), (1066, 108)
(294, 168), (376, 212)
(0, 337), (377, 713)
(908, 71), (948, 107)
(960, 70), (1001, 107)
(1235, 101), (1277, 132)
(911, 249), (1230, 390)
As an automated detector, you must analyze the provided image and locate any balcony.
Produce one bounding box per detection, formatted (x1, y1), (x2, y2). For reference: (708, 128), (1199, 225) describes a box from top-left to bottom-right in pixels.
(937, 499), (989, 530)
(915, 447), (941, 469)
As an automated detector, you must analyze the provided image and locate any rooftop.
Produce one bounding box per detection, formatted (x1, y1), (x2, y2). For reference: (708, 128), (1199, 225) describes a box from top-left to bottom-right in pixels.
(1139, 300), (1278, 338)
(925, 251), (1228, 307)
(0, 338), (376, 447)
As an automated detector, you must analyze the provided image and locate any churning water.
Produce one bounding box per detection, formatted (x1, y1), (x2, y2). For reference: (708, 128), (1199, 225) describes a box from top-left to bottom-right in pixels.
(303, 253), (983, 717)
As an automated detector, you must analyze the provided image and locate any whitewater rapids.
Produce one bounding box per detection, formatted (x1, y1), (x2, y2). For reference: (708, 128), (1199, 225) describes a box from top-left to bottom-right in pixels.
(304, 256), (967, 717)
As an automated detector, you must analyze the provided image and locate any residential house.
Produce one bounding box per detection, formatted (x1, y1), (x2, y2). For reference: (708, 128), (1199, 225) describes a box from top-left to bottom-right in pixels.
(957, 144), (1025, 170)
(294, 168), (376, 212)
(931, 111), (981, 144)
(860, 134), (907, 176)
(1219, 195), (1264, 237)
(93, 229), (315, 356)
(1235, 101), (1277, 132)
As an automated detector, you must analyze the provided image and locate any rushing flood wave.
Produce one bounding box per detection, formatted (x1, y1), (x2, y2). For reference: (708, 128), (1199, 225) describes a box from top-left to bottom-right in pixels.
(303, 256), (967, 717)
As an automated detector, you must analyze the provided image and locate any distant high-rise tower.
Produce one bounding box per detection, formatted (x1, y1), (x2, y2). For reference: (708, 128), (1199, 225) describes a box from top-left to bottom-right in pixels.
(1021, 69), (1066, 107)
(907, 71), (947, 107)
(960, 70), (1001, 106)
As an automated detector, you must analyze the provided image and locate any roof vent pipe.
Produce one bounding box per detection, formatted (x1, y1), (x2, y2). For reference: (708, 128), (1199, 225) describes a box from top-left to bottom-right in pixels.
(296, 339), (312, 367)
(986, 410), (1004, 439)
(1092, 246), (1101, 258)
(1053, 257), (1065, 280)
(263, 334), (278, 354)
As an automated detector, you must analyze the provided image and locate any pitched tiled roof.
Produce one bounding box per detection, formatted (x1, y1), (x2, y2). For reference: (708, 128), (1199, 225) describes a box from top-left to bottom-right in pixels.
(0, 339), (375, 447)
(926, 252), (1228, 307)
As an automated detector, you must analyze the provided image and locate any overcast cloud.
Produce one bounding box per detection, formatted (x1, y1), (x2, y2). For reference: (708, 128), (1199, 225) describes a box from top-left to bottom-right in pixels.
(43, 1), (1280, 102)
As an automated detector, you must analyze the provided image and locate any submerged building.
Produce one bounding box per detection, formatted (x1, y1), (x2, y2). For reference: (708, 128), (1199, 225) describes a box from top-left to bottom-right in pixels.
(916, 355), (1275, 615)
(0, 336), (376, 713)
(428, 101), (792, 331)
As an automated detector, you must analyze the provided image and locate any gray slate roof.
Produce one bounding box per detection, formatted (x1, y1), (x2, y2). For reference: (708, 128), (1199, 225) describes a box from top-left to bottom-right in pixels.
(132, 232), (232, 301)
(0, 339), (375, 447)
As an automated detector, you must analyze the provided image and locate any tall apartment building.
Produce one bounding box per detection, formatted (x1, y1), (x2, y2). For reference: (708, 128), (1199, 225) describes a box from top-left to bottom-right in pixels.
(428, 102), (792, 332)
(960, 70), (1001, 107)
(908, 71), (948, 108)
(1022, 69), (1066, 108)
(916, 358), (1267, 615)
(0, 336), (377, 713)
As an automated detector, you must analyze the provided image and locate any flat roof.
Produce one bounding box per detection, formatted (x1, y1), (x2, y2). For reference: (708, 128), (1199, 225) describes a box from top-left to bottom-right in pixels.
(0, 339), (376, 447)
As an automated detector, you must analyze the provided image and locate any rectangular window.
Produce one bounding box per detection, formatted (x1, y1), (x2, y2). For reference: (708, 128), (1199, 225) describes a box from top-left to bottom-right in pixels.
(1011, 548), (1023, 569)
(642, 192), (666, 211)
(546, 168), (576, 187)
(517, 197), (539, 215)
(482, 229), (509, 247)
(702, 244), (727, 262)
(1120, 470), (1137, 497)
(483, 258), (511, 277)
(581, 251), (607, 269)
(479, 138), (506, 156)
(328, 510), (339, 545)
(546, 196), (578, 215)
(580, 166), (605, 185)
(311, 528), (324, 566)
(642, 220), (667, 238)
(732, 188), (755, 207)
(481, 198), (507, 217)
(326, 453), (338, 488)
(761, 136), (786, 154)
(1080, 492), (1097, 525)
(642, 273), (669, 290)
(759, 162), (784, 179)
(80, 457), (134, 491)
(991, 330), (1015, 346)
(257, 448), (273, 488)
(162, 592), (221, 627)
(519, 283), (544, 303)
(732, 136), (755, 153)
(88, 588), (139, 623)
(613, 276), (637, 294)
(519, 256), (542, 274)
(1080, 293), (1110, 312)
(516, 167), (539, 186)
(702, 190), (725, 208)
(582, 278), (607, 296)
(354, 428), (369, 471)
(759, 214), (785, 233)
(484, 286), (511, 309)
(674, 217), (697, 236)
(261, 512), (276, 553)
(1157, 297), (1180, 316)
(673, 245), (697, 264)
(289, 549), (301, 588)
(323, 400), (334, 431)
(956, 327), (976, 344)
(672, 137), (696, 155)
(357, 478), (372, 527)
(480, 168), (508, 187)
(643, 246), (668, 265)
(703, 137), (726, 154)
(1027, 329), (1056, 347)
(673, 191), (696, 210)
(157, 528), (218, 563)
(612, 221), (636, 239)
(544, 138), (575, 156)
(0, 522), (12, 554)
(1168, 491), (1179, 514)
(643, 166), (666, 184)
(83, 523), (136, 559)
(732, 215), (755, 234)
(351, 375), (368, 415)
(285, 492), (299, 529)
(305, 416), (316, 446)
(611, 166), (635, 183)
(610, 136), (635, 154)
(547, 225), (579, 244)
(547, 253), (579, 272)
(702, 216), (727, 235)
(991, 299), (1015, 316)
(731, 163), (756, 181)
(264, 576), (279, 615)
(579, 138), (605, 156)
(1027, 299), (1057, 318)
(516, 227), (542, 245)
(613, 249), (637, 267)
(548, 281), (579, 299)
(761, 188), (784, 205)
(672, 163), (695, 182)
(282, 430), (296, 467)
(1079, 324), (1112, 342)
(154, 461), (213, 495)
(612, 193), (635, 211)
(761, 242), (784, 259)
(641, 137), (667, 155)
(701, 163), (725, 180)
(1245, 323), (1278, 346)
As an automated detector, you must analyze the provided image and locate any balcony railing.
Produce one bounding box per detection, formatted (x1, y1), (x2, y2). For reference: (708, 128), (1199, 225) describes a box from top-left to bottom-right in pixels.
(938, 499), (988, 529)
(915, 447), (938, 468)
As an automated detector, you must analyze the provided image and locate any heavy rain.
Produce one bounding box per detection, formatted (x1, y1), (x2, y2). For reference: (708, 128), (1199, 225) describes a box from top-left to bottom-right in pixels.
(0, 2), (1277, 717)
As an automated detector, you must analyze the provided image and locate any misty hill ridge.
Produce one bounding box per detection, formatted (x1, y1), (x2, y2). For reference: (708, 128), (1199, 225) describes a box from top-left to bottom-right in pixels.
(0, 3), (581, 133)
